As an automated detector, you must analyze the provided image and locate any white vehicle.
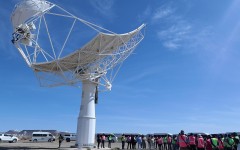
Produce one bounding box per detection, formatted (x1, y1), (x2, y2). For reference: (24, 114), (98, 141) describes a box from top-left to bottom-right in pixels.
(32, 132), (55, 142)
(0, 134), (18, 143)
(63, 133), (76, 142)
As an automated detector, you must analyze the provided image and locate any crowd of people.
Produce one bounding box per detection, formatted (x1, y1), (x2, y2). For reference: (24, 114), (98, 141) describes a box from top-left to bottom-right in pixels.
(97, 134), (114, 149)
(117, 130), (239, 150)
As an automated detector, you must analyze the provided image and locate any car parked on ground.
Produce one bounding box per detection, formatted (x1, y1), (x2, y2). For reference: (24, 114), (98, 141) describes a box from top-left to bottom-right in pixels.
(63, 133), (76, 142)
(0, 133), (18, 143)
(31, 132), (55, 142)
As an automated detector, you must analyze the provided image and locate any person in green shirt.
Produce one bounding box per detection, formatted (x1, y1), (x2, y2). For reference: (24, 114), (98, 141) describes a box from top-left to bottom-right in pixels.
(224, 134), (234, 150)
(211, 135), (218, 150)
(172, 135), (178, 150)
(108, 135), (112, 148)
(163, 136), (168, 150)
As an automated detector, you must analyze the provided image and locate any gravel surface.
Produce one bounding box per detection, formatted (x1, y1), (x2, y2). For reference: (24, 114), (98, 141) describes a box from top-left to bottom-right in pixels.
(0, 140), (123, 150)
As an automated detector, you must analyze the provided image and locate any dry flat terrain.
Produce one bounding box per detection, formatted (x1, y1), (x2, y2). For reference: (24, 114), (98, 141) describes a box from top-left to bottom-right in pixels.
(0, 140), (122, 150)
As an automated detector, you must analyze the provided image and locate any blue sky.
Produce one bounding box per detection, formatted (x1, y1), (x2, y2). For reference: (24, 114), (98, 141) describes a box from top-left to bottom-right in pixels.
(1, 0), (240, 135)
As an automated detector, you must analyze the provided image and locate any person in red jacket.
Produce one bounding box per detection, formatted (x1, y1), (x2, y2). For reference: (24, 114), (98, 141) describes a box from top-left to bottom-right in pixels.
(197, 135), (205, 150)
(217, 135), (224, 150)
(178, 130), (188, 150)
(157, 136), (163, 150)
(205, 135), (213, 150)
(189, 133), (196, 150)
(168, 135), (173, 150)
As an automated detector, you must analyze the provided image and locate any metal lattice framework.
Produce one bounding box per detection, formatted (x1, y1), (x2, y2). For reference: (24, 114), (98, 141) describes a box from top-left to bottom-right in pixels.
(11, 0), (145, 90)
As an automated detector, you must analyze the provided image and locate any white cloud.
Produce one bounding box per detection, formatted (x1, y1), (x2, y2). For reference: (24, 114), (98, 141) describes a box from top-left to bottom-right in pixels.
(152, 6), (173, 22)
(90, 0), (115, 17)
(158, 23), (192, 49)
(142, 3), (194, 50)
(163, 41), (180, 49)
(137, 4), (174, 24)
(149, 3), (220, 53)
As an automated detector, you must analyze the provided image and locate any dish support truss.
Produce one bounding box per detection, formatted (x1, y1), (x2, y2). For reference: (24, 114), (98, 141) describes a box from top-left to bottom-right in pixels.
(11, 0), (145, 149)
(11, 0), (145, 91)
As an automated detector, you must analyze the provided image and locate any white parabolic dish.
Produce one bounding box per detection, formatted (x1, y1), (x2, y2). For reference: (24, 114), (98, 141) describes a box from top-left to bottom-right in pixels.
(11, 0), (145, 90)
(11, 0), (145, 149)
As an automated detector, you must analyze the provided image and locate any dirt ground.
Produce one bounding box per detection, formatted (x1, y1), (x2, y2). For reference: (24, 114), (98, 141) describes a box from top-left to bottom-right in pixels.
(0, 140), (122, 150)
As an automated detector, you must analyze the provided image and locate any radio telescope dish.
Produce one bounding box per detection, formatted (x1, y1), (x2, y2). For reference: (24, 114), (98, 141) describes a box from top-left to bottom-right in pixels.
(11, 0), (145, 149)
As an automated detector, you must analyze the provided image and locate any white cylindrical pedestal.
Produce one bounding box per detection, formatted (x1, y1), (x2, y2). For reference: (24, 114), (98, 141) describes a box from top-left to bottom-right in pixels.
(76, 80), (96, 149)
